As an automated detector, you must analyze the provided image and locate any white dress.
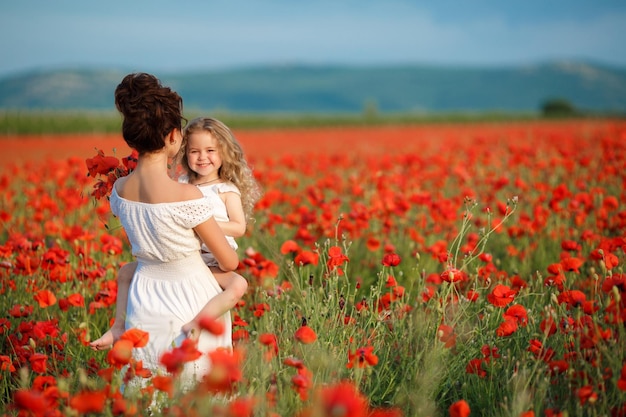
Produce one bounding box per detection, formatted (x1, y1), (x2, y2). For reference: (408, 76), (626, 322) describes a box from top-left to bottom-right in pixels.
(198, 182), (240, 265)
(177, 176), (240, 266)
(109, 184), (232, 387)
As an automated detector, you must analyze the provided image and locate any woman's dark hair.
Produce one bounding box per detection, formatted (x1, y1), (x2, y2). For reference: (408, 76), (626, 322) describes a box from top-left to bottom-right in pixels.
(114, 73), (184, 154)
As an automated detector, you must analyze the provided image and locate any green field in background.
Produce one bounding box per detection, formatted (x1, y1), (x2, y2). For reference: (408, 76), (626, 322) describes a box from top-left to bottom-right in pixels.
(0, 110), (547, 134)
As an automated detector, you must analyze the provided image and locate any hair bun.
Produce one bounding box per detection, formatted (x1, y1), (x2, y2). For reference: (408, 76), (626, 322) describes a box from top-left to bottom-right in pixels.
(115, 73), (160, 115)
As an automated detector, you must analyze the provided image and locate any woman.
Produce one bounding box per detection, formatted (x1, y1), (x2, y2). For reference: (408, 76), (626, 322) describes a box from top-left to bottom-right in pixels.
(91, 72), (238, 388)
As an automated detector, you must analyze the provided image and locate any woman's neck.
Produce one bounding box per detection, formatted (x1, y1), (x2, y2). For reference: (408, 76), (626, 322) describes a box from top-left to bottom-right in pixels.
(134, 152), (171, 178)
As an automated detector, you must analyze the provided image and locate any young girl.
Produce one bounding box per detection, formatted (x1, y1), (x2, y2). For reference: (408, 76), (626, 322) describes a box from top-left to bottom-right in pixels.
(90, 72), (239, 386)
(178, 116), (261, 334)
(90, 116), (260, 350)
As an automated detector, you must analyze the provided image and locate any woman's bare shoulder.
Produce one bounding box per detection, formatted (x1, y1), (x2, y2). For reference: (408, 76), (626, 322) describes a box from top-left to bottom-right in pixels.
(177, 182), (204, 201)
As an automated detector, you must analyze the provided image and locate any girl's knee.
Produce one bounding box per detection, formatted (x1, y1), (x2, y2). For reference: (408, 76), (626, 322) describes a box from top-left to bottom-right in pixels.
(231, 275), (248, 298)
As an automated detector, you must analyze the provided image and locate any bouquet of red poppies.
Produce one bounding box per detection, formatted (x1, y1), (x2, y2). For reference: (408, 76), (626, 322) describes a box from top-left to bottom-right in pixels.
(85, 149), (138, 200)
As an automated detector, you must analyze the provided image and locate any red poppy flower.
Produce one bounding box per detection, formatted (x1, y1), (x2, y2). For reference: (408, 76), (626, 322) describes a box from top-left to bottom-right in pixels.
(465, 289), (479, 302)
(197, 315), (226, 335)
(547, 263), (563, 275)
(560, 257), (584, 273)
(437, 324), (457, 348)
(487, 284), (517, 307)
(228, 396), (257, 417)
(504, 304), (528, 326)
(422, 285), (436, 302)
(557, 290), (586, 308)
(481, 345), (500, 361)
(252, 303), (271, 318)
(561, 240), (580, 252)
(152, 375), (174, 398)
(617, 363), (626, 391)
(602, 195), (619, 210)
(120, 328), (149, 348)
(284, 356), (306, 369)
(440, 268), (466, 283)
(479, 253), (493, 263)
(548, 360), (569, 375)
(126, 359), (152, 382)
(366, 237), (381, 251)
(294, 250), (319, 266)
(466, 358), (486, 378)
(121, 149), (138, 171)
(33, 290), (57, 308)
(544, 273), (566, 291)
(233, 328), (250, 342)
(292, 367), (313, 401)
(31, 376), (56, 392)
(496, 316), (518, 337)
(59, 293), (85, 312)
(577, 385), (598, 405)
(527, 339), (555, 362)
(259, 333), (279, 360)
(327, 246), (349, 272)
(599, 251), (620, 270)
(280, 239), (300, 254)
(509, 275), (528, 290)
(0, 355), (15, 372)
(86, 150), (120, 177)
(160, 338), (201, 374)
(316, 380), (368, 417)
(69, 390), (107, 414)
(97, 367), (115, 383)
(385, 275), (398, 287)
(449, 399), (471, 417)
(107, 339), (134, 368)
(111, 395), (137, 416)
(294, 320), (317, 344)
(13, 389), (53, 415)
(346, 346), (379, 368)
(29, 353), (48, 374)
(100, 234), (123, 255)
(0, 318), (10, 335)
(601, 274), (626, 293)
(382, 253), (401, 267)
(202, 347), (244, 393)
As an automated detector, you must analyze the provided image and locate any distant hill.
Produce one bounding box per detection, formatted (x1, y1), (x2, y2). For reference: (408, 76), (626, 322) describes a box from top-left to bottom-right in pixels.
(1, 61), (625, 113)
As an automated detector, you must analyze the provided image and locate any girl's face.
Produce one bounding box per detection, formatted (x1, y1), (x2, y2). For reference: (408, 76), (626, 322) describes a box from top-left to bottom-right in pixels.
(185, 131), (223, 180)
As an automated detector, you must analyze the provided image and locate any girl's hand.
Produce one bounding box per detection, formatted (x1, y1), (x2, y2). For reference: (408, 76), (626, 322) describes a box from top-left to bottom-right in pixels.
(181, 320), (200, 342)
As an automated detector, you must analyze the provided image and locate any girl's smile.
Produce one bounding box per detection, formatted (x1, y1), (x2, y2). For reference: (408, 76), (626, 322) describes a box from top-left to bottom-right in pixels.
(186, 131), (222, 182)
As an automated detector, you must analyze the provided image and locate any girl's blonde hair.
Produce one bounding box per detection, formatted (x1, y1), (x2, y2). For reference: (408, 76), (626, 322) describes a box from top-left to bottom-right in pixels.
(179, 117), (262, 221)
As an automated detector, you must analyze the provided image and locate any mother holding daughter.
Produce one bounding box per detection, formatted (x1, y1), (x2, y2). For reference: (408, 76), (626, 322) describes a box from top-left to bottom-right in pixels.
(95, 72), (238, 386)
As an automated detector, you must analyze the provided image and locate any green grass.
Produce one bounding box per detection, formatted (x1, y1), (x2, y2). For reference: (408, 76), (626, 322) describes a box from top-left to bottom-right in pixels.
(0, 109), (553, 134)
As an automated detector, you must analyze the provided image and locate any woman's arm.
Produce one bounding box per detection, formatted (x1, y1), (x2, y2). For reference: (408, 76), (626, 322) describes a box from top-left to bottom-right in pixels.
(194, 216), (239, 271)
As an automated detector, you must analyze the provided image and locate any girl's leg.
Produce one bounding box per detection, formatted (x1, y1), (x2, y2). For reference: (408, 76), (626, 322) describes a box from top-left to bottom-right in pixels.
(206, 267), (248, 317)
(90, 261), (137, 350)
(182, 268), (248, 336)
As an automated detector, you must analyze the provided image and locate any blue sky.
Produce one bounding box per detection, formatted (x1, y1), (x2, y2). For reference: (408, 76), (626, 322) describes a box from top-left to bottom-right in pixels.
(1, 0), (625, 77)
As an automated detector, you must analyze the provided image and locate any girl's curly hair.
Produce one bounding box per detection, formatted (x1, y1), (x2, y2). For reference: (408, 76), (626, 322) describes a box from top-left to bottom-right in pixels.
(178, 117), (262, 221)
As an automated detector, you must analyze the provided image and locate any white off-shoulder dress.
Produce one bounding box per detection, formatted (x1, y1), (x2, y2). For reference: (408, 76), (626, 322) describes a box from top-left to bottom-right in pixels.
(109, 184), (232, 387)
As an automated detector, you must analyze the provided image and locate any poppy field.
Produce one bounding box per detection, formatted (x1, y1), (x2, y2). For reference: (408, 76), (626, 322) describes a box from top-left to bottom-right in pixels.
(1, 119), (626, 416)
